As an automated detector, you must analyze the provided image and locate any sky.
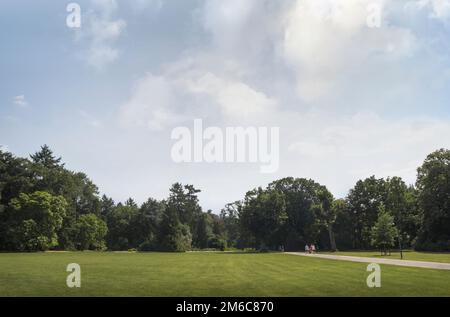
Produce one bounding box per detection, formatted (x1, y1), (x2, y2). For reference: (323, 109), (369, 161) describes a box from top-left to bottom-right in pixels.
(1, 0), (450, 212)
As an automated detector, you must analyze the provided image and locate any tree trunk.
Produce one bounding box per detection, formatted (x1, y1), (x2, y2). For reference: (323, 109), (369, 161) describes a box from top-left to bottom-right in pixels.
(328, 225), (337, 252)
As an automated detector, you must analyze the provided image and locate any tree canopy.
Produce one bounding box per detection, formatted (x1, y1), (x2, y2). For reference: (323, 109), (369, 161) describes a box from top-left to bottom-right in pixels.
(1, 146), (449, 252)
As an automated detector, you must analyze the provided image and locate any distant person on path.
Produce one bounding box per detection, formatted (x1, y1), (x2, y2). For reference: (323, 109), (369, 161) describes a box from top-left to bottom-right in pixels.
(310, 244), (316, 254)
(305, 244), (310, 254)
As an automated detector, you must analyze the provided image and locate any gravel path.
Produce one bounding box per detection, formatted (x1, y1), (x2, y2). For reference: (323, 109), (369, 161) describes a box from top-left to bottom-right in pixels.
(285, 252), (450, 270)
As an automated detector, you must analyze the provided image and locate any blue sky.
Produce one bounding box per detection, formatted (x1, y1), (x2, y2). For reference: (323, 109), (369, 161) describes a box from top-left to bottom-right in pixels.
(1, 0), (450, 211)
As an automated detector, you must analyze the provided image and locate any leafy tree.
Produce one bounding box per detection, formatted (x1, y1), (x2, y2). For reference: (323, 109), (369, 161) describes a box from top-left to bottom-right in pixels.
(106, 202), (139, 250)
(72, 213), (107, 250)
(100, 195), (115, 220)
(267, 178), (332, 250)
(7, 191), (67, 251)
(194, 212), (212, 249)
(132, 198), (164, 249)
(416, 149), (450, 251)
(208, 235), (227, 251)
(240, 187), (287, 250)
(385, 177), (421, 247)
(346, 176), (387, 249)
(157, 207), (192, 252)
(332, 199), (353, 250)
(165, 183), (202, 248)
(0, 150), (35, 206)
(30, 145), (63, 169)
(371, 205), (397, 255)
(311, 186), (335, 250)
(220, 201), (242, 248)
(125, 197), (138, 208)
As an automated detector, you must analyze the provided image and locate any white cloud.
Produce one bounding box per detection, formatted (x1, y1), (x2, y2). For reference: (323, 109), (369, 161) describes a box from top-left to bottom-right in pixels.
(12, 95), (28, 107)
(181, 72), (278, 121)
(431, 0), (450, 19)
(281, 0), (417, 102)
(284, 111), (450, 194)
(114, 0), (450, 207)
(75, 0), (126, 69)
(119, 74), (186, 130)
(412, 0), (450, 20)
(119, 57), (279, 130)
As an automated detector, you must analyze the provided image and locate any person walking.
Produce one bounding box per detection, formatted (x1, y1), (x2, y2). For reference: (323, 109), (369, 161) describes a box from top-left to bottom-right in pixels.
(310, 244), (316, 254)
(304, 244), (310, 254)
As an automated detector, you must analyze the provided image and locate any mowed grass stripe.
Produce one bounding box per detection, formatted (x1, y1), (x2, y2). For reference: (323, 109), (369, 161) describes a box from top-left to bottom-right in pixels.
(0, 252), (449, 296)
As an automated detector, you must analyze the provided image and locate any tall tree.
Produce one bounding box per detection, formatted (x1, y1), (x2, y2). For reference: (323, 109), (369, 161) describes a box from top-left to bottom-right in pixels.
(311, 186), (335, 251)
(157, 206), (192, 252)
(268, 177), (332, 250)
(220, 201), (242, 248)
(416, 149), (450, 251)
(100, 195), (115, 220)
(385, 177), (420, 247)
(132, 198), (164, 249)
(30, 145), (63, 169)
(332, 199), (353, 250)
(106, 202), (139, 250)
(240, 187), (287, 250)
(346, 176), (387, 249)
(371, 205), (397, 255)
(165, 183), (202, 248)
(6, 191), (67, 251)
(72, 213), (107, 250)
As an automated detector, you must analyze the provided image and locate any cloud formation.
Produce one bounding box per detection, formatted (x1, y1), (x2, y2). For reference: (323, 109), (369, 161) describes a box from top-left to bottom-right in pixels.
(12, 95), (28, 108)
(116, 0), (450, 202)
(75, 0), (126, 69)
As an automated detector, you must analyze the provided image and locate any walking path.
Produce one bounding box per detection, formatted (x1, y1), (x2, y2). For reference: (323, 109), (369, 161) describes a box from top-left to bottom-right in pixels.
(285, 252), (450, 270)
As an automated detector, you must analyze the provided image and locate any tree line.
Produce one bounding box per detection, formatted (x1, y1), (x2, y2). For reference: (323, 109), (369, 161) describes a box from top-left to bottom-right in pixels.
(0, 145), (449, 252)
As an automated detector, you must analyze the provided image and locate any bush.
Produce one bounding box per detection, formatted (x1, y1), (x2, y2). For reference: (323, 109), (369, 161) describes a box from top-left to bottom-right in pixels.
(138, 240), (157, 251)
(414, 239), (450, 252)
(73, 214), (108, 251)
(208, 235), (227, 251)
(159, 223), (192, 252)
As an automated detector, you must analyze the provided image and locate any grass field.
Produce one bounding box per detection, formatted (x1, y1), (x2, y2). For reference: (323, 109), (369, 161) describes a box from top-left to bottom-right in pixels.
(0, 251), (449, 296)
(321, 251), (450, 263)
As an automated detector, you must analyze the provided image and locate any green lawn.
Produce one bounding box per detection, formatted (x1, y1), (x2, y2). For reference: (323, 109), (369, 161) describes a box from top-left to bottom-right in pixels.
(321, 250), (450, 263)
(0, 251), (449, 296)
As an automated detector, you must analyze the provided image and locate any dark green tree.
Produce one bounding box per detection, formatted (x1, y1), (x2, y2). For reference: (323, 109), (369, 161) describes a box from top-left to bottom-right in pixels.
(240, 187), (287, 250)
(30, 145), (63, 169)
(133, 198), (164, 250)
(371, 205), (397, 255)
(106, 202), (139, 250)
(346, 176), (387, 249)
(100, 195), (115, 220)
(416, 149), (450, 251)
(73, 213), (107, 250)
(220, 201), (242, 248)
(7, 191), (67, 251)
(157, 206), (192, 252)
(267, 177), (332, 250)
